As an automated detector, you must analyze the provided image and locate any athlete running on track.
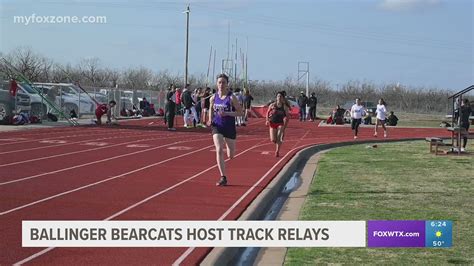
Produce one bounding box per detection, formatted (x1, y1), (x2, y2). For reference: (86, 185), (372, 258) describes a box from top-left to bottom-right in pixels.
(350, 98), (365, 139)
(266, 91), (289, 157)
(374, 98), (388, 138)
(207, 74), (243, 186)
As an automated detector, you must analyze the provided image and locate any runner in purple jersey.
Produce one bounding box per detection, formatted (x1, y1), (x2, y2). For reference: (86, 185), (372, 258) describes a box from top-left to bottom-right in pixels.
(207, 73), (243, 186)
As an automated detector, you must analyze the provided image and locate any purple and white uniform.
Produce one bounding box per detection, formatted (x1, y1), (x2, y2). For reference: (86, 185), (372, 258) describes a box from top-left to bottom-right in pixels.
(212, 91), (236, 139)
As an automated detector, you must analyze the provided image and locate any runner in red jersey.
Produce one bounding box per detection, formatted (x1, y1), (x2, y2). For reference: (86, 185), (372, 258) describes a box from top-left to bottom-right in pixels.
(95, 100), (116, 125)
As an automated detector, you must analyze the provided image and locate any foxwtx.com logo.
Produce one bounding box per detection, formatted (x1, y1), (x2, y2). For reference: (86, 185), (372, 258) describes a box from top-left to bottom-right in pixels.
(372, 231), (420, 238)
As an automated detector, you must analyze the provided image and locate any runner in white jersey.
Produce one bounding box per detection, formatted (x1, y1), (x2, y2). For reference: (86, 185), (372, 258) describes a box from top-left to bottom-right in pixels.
(374, 98), (388, 138)
(350, 98), (365, 139)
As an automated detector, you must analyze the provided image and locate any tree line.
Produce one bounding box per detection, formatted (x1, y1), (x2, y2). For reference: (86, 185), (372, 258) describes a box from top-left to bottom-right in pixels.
(0, 47), (458, 114)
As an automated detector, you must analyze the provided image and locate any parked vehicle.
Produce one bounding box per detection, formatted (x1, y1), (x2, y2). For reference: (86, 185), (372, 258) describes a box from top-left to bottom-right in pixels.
(33, 83), (95, 115)
(15, 82), (47, 117)
(120, 90), (149, 110)
(0, 80), (31, 121)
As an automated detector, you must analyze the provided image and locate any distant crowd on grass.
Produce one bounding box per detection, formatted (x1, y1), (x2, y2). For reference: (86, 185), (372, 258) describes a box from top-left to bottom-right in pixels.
(324, 103), (399, 127)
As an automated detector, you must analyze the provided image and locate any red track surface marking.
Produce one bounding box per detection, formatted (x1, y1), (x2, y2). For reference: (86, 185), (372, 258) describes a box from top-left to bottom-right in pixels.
(0, 132), (188, 166)
(9, 139), (277, 265)
(0, 117), (166, 147)
(0, 118), (454, 265)
(0, 135), (209, 185)
(0, 137), (266, 213)
(0, 131), (173, 156)
(0, 129), (125, 147)
(173, 141), (309, 265)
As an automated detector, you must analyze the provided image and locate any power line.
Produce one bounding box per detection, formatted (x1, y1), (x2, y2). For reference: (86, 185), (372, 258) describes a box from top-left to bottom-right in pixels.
(190, 27), (472, 65)
(192, 3), (472, 51)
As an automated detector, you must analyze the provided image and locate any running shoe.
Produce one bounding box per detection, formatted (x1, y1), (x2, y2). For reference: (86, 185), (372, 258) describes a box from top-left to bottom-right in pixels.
(216, 176), (227, 186)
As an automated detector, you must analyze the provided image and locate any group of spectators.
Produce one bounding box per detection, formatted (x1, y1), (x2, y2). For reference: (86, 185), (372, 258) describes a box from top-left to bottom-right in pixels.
(295, 91), (400, 127)
(325, 104), (399, 127)
(120, 97), (158, 118)
(164, 83), (254, 131)
(297, 91), (318, 121)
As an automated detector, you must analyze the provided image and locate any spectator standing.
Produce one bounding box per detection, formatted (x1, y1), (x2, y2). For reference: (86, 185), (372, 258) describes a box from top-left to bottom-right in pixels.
(297, 91), (308, 121)
(308, 92), (318, 121)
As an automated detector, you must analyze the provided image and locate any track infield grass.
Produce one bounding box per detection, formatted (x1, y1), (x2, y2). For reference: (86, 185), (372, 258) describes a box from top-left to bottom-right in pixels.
(285, 141), (473, 265)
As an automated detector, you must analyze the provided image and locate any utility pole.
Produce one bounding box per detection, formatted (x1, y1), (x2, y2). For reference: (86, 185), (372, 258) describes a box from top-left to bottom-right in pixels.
(298, 61), (310, 116)
(206, 45), (212, 86)
(246, 37), (248, 88)
(184, 5), (190, 87)
(234, 38), (238, 85)
(298, 61), (310, 97)
(212, 49), (216, 82)
(227, 22), (230, 62)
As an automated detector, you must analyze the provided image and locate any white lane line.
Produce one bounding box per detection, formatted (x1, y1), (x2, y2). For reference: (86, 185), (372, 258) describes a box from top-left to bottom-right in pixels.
(1, 128), (103, 140)
(13, 247), (55, 266)
(172, 142), (307, 265)
(0, 133), (262, 169)
(0, 131), (155, 154)
(0, 137), (208, 186)
(0, 130), (121, 146)
(0, 138), (27, 141)
(290, 129), (311, 150)
(105, 139), (268, 221)
(0, 143), (216, 216)
(0, 130), (179, 156)
(12, 138), (268, 265)
(0, 121), (181, 146)
(0, 134), (178, 168)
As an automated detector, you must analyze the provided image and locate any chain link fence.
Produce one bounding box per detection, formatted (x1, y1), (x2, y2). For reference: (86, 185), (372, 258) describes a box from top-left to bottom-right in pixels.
(26, 83), (166, 121)
(83, 86), (167, 118)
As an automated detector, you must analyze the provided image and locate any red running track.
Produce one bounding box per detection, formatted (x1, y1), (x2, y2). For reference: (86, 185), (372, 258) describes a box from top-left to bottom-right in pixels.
(0, 118), (452, 265)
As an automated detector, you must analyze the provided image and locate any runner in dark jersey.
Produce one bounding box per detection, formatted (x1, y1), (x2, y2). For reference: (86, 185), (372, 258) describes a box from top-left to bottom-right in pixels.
(266, 92), (290, 157)
(207, 74), (243, 186)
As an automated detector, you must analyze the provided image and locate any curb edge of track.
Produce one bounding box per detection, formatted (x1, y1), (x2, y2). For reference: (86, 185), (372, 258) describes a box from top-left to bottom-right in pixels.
(201, 137), (424, 266)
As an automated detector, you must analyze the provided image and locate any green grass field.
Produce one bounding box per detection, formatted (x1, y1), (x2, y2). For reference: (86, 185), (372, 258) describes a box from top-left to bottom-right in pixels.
(395, 113), (447, 128)
(285, 141), (474, 265)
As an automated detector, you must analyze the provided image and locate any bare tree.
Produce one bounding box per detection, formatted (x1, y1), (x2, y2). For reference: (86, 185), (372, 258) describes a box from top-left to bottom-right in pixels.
(104, 68), (120, 88)
(0, 53), (16, 80)
(120, 67), (153, 90)
(78, 57), (101, 85)
(50, 63), (83, 83)
(5, 47), (53, 82)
